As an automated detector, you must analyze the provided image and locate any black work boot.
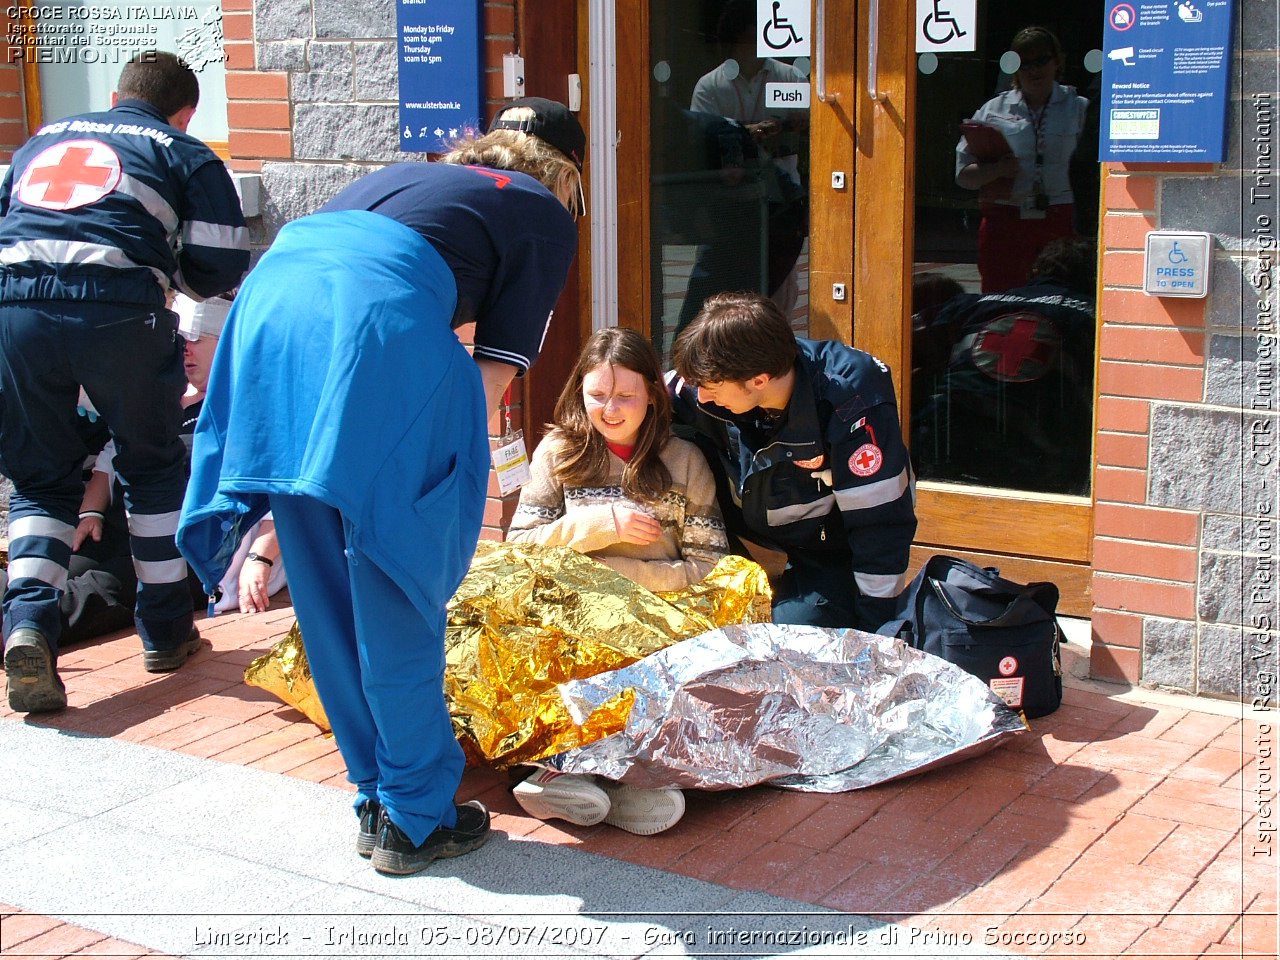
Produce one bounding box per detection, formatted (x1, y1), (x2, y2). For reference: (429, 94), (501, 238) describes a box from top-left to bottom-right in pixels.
(142, 626), (202, 673)
(356, 799), (382, 858)
(5, 627), (67, 713)
(370, 801), (491, 876)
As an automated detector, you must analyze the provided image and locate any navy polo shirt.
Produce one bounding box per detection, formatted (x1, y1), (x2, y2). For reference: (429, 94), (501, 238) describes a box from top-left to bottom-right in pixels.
(321, 162), (577, 374)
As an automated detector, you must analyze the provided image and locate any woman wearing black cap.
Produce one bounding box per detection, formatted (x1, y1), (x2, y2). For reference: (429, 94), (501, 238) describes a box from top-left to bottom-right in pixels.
(178, 99), (584, 875)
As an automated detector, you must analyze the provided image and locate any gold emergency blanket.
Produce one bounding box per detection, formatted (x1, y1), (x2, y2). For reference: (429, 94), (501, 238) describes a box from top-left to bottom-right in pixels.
(545, 623), (1028, 792)
(244, 541), (772, 760)
(244, 622), (330, 730)
(444, 541), (772, 766)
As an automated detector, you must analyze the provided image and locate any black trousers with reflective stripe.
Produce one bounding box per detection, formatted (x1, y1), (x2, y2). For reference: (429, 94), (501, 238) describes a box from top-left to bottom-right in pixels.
(0, 300), (193, 652)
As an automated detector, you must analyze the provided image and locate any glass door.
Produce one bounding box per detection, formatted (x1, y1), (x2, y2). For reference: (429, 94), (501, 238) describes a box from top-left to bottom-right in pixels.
(646, 0), (815, 362)
(618, 0), (1102, 613)
(904, 1), (1103, 613)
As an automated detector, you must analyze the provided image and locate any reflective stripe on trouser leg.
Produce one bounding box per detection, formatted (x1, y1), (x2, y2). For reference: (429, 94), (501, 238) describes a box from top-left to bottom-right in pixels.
(127, 508), (193, 650)
(2, 515), (75, 649)
(268, 493), (463, 847)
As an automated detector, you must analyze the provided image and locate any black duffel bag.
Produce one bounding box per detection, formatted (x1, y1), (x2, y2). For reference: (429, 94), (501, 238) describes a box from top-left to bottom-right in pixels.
(878, 555), (1063, 718)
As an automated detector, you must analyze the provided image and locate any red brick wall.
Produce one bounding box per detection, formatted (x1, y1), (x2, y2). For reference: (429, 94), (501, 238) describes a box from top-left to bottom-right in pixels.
(479, 0), (521, 542)
(1090, 163), (1211, 684)
(220, 0), (287, 172)
(0, 7), (29, 160)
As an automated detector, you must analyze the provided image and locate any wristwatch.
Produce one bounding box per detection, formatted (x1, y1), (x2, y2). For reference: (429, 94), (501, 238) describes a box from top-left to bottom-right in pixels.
(246, 552), (274, 567)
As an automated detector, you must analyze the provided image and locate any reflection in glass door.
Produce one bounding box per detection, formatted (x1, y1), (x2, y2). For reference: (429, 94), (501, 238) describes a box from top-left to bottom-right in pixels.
(647, 0), (813, 363)
(909, 5), (1103, 497)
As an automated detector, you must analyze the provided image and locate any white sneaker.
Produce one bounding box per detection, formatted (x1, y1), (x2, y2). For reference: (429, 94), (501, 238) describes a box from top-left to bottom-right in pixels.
(599, 781), (686, 835)
(512, 770), (611, 826)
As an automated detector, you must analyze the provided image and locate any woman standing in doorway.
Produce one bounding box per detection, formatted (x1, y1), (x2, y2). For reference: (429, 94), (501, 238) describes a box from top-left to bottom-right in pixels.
(955, 26), (1088, 292)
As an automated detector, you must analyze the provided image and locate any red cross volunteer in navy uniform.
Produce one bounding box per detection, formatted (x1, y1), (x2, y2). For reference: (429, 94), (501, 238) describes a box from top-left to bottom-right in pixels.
(910, 236), (1097, 495)
(0, 50), (249, 714)
(668, 291), (917, 633)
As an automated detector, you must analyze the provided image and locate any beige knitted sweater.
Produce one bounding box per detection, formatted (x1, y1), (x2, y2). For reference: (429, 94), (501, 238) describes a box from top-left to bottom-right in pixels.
(507, 435), (729, 591)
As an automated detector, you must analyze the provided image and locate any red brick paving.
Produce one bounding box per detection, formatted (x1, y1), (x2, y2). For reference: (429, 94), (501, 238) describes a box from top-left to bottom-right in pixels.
(1, 598), (1274, 958)
(0, 904), (171, 958)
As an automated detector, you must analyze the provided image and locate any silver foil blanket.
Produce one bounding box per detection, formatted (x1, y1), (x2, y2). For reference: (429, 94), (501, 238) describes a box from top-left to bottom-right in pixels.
(545, 623), (1028, 792)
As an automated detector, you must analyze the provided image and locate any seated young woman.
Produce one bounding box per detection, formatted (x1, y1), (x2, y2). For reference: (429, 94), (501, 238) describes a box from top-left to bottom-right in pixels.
(506, 327), (729, 834)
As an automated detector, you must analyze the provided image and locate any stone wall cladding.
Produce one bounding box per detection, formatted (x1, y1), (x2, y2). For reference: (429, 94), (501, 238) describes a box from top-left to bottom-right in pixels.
(1093, 1), (1280, 703)
(256, 38), (308, 73)
(314, 0), (395, 39)
(354, 42), (398, 102)
(1148, 406), (1270, 512)
(1142, 617), (1196, 692)
(293, 104), (401, 162)
(289, 41), (354, 103)
(256, 162), (368, 237)
(235, 0), (514, 231)
(254, 0), (312, 41)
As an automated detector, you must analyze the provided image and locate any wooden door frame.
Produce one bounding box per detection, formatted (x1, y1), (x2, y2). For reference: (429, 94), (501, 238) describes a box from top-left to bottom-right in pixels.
(808, 0), (857, 346)
(844, 0), (1093, 614)
(612, 0), (1095, 614)
(518, 0), (587, 444)
(615, 1), (650, 335)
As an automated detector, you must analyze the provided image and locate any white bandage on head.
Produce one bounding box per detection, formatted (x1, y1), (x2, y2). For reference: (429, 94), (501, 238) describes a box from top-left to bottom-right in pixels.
(175, 293), (232, 341)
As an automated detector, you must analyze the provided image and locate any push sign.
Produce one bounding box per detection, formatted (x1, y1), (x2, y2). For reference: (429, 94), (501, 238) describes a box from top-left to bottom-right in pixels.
(1144, 231), (1212, 298)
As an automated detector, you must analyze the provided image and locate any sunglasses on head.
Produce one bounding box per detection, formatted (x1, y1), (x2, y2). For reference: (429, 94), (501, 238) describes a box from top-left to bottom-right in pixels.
(1018, 53), (1056, 70)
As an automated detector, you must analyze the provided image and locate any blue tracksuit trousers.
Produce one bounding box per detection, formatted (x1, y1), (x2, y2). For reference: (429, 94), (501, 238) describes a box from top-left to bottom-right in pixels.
(269, 494), (464, 844)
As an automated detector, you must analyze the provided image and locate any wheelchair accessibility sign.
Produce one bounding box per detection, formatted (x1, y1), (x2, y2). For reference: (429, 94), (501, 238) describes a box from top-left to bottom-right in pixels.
(916, 0), (976, 53)
(1143, 231), (1212, 298)
(758, 0), (810, 58)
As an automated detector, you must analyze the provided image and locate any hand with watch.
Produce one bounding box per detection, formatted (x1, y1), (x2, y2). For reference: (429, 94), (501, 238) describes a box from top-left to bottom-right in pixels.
(238, 523), (279, 614)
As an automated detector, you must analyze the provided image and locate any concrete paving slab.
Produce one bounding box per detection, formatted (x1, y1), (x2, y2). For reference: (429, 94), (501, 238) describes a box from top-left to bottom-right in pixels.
(98, 759), (364, 884)
(0, 797), (78, 852)
(0, 705), (1040, 960)
(0, 722), (205, 815)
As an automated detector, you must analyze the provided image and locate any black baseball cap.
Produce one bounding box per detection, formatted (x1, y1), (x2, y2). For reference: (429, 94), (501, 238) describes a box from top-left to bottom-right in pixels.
(490, 97), (586, 171)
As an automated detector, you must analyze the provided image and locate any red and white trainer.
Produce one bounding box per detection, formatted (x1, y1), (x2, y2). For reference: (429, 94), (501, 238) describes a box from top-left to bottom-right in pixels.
(512, 769), (611, 826)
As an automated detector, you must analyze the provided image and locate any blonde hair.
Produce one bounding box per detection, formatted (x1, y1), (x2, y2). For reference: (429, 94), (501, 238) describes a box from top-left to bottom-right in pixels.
(440, 127), (583, 217)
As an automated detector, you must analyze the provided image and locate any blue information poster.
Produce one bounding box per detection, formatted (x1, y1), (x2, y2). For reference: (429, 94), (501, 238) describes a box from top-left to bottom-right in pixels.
(1099, 0), (1236, 162)
(397, 0), (482, 154)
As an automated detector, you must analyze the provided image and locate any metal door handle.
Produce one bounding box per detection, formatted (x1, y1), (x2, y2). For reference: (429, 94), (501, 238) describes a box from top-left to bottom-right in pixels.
(868, 0), (887, 102)
(815, 0), (838, 103)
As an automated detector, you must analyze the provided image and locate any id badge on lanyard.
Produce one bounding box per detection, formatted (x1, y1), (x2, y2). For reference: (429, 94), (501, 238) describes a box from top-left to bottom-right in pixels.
(1023, 101), (1050, 220)
(491, 386), (531, 496)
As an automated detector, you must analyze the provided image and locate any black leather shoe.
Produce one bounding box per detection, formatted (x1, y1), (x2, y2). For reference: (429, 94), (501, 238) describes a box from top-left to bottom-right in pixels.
(142, 626), (201, 673)
(5, 627), (66, 713)
(356, 799), (381, 858)
(370, 801), (491, 876)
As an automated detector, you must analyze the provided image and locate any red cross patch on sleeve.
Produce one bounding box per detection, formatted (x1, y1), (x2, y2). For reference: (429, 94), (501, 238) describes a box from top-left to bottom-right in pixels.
(849, 443), (883, 477)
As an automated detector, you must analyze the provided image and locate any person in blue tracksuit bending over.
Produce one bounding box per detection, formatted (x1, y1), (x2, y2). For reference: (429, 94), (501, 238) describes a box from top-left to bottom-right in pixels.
(177, 99), (583, 876)
(0, 51), (250, 713)
(668, 291), (917, 633)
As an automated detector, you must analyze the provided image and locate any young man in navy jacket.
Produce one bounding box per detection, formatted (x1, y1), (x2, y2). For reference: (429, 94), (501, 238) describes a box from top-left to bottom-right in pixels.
(669, 291), (917, 632)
